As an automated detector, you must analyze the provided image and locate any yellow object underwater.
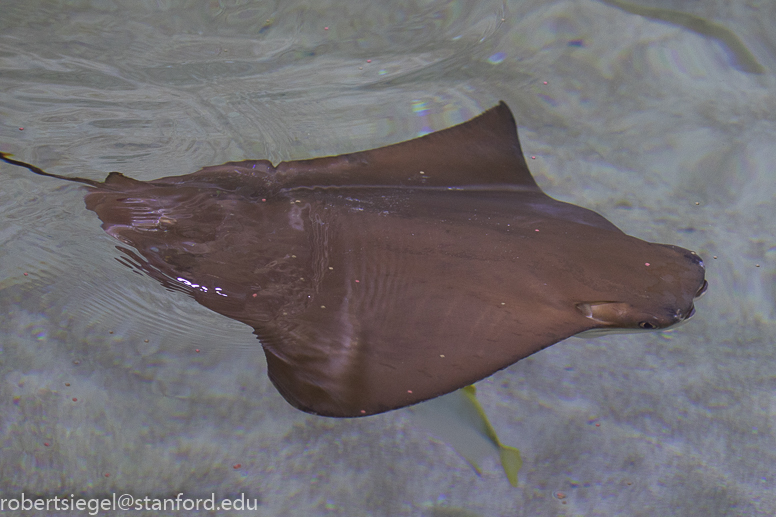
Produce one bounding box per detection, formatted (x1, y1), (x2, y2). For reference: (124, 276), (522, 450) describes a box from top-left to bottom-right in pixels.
(409, 385), (522, 486)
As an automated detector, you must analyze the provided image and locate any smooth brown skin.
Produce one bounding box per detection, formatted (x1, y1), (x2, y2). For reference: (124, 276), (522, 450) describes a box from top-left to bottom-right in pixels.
(1, 102), (707, 417)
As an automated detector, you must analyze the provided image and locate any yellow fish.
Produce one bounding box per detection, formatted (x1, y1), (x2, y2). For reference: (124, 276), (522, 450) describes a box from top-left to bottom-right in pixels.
(410, 385), (522, 486)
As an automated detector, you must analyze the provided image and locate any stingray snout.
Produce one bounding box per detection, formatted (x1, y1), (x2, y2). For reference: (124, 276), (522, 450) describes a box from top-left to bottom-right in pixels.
(673, 303), (695, 323)
(677, 278), (707, 323)
(695, 279), (709, 298)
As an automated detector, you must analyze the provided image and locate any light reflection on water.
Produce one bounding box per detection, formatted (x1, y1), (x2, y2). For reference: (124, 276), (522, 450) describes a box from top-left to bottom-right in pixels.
(1, 0), (775, 515)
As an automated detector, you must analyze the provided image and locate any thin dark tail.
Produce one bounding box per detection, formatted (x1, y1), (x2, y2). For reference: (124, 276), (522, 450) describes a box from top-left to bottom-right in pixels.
(1, 152), (103, 188)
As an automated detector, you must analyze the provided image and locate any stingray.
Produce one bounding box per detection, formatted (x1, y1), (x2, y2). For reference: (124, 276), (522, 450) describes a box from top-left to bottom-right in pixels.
(1, 102), (707, 417)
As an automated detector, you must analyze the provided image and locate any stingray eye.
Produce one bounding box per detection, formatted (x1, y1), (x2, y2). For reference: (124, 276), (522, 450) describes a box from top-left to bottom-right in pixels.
(639, 321), (656, 330)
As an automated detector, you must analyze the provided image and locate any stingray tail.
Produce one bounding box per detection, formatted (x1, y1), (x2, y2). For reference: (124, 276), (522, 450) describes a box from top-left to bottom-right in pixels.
(1, 152), (104, 188)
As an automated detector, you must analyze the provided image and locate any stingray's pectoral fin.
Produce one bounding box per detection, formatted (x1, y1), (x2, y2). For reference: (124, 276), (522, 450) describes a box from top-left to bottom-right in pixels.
(262, 345), (341, 415)
(257, 329), (377, 417)
(113, 245), (192, 295)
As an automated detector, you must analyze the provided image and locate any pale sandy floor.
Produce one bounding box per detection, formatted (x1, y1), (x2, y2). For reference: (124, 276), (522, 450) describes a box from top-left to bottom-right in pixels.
(0, 1), (774, 515)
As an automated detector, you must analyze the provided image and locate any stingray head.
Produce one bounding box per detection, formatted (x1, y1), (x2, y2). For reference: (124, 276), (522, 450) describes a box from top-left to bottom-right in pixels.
(573, 242), (707, 337)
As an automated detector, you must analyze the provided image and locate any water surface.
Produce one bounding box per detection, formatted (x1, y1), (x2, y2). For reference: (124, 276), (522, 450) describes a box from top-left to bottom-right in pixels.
(1, 1), (775, 515)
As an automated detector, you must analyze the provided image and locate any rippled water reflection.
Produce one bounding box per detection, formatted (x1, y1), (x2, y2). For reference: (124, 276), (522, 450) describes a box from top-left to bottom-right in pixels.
(1, 0), (775, 515)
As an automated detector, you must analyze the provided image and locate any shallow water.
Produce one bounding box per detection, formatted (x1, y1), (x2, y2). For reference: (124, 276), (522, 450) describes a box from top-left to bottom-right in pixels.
(1, 0), (775, 515)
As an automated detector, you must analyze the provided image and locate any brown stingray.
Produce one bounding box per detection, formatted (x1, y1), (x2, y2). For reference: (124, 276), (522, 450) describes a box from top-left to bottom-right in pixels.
(1, 102), (707, 417)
